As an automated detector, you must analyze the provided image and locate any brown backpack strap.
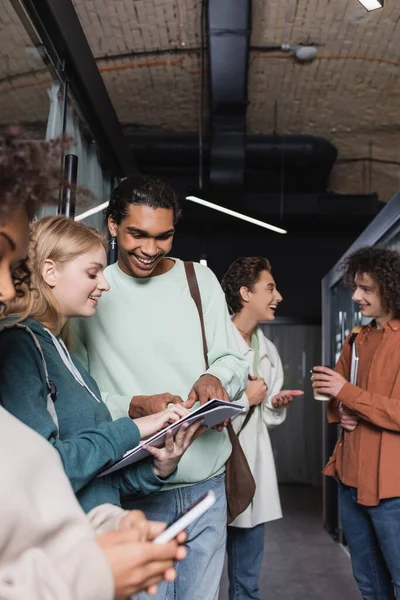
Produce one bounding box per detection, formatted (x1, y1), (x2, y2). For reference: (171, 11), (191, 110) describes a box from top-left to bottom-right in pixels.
(238, 405), (256, 435)
(184, 261), (209, 370)
(184, 261), (254, 434)
(183, 263), (255, 522)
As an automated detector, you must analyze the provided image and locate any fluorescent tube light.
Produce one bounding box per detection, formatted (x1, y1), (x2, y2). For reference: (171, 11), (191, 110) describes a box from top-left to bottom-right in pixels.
(76, 196), (287, 236)
(75, 201), (109, 222)
(186, 196), (287, 235)
(357, 0), (383, 10)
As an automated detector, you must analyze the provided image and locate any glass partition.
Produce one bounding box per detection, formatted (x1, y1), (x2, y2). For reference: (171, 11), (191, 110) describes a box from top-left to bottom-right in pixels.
(262, 322), (323, 488)
(62, 95), (111, 232)
(0, 1), (112, 230)
(0, 1), (61, 139)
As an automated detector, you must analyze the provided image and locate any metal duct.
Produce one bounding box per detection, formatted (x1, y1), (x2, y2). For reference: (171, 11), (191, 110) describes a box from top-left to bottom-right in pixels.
(207, 0), (252, 188)
(125, 132), (338, 194)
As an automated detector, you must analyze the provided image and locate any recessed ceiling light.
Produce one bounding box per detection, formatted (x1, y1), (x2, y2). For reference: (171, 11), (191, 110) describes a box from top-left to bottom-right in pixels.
(357, 0), (383, 11)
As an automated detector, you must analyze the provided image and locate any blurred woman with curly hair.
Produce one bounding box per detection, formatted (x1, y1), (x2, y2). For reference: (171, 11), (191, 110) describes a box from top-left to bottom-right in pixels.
(0, 127), (64, 303)
(316, 245), (400, 600)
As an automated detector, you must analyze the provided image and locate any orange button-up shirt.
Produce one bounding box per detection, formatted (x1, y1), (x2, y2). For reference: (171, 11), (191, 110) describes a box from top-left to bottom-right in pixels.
(323, 319), (400, 506)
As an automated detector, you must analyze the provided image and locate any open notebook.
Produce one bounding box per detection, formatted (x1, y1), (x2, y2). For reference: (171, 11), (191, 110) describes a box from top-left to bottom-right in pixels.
(99, 399), (245, 476)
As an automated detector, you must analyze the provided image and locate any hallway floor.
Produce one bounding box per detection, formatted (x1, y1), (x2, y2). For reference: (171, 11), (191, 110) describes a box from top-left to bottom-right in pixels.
(219, 484), (359, 599)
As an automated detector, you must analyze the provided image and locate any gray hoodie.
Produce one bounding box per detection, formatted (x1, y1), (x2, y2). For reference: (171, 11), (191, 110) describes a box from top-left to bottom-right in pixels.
(0, 406), (115, 600)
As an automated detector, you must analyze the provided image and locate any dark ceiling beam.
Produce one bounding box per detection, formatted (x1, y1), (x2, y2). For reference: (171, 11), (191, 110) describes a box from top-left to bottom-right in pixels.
(207, 0), (252, 189)
(18, 0), (138, 177)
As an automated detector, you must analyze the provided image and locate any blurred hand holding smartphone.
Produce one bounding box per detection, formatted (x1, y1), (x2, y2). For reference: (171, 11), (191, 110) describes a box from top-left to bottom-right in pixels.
(153, 490), (216, 544)
(128, 490), (216, 599)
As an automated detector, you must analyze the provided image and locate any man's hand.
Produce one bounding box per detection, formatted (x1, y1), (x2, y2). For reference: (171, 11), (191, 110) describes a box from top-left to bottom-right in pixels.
(312, 366), (347, 399)
(184, 375), (229, 432)
(246, 376), (268, 406)
(339, 403), (360, 432)
(146, 420), (207, 478)
(129, 393), (183, 418)
(184, 374), (229, 408)
(97, 528), (187, 599)
(271, 389), (303, 408)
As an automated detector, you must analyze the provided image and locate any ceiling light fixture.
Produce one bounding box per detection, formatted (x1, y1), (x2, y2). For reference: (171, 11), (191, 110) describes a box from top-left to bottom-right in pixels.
(186, 196), (287, 235)
(357, 0), (383, 11)
(75, 200), (109, 222)
(295, 45), (318, 62)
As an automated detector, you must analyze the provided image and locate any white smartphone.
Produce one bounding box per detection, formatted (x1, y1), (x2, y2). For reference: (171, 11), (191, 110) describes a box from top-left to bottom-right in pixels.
(153, 490), (216, 544)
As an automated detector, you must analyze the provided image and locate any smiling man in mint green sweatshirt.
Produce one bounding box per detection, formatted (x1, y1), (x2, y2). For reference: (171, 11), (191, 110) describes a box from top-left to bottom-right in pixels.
(73, 175), (248, 600)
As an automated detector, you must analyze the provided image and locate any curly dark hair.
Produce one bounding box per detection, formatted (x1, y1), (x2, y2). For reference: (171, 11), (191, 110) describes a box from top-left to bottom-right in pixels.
(0, 126), (68, 297)
(0, 126), (67, 222)
(221, 256), (272, 314)
(12, 261), (32, 299)
(104, 175), (182, 225)
(341, 246), (400, 318)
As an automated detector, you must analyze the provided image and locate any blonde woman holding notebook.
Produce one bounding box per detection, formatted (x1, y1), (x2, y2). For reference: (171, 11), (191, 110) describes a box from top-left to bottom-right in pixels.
(0, 132), (188, 600)
(222, 257), (303, 600)
(0, 215), (205, 515)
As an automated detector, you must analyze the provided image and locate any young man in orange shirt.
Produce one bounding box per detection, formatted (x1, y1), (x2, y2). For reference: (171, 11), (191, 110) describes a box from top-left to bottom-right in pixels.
(313, 246), (400, 600)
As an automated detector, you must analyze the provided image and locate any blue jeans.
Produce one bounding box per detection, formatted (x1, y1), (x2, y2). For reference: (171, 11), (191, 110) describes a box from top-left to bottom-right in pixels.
(226, 524), (265, 600)
(339, 482), (400, 599)
(124, 473), (227, 600)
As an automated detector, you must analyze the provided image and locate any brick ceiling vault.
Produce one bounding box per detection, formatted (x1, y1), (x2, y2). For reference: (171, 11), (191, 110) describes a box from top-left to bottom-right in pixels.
(1, 0), (400, 200)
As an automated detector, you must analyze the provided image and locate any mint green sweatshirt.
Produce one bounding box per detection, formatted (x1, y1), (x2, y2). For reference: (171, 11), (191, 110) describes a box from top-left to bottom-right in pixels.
(73, 259), (248, 488)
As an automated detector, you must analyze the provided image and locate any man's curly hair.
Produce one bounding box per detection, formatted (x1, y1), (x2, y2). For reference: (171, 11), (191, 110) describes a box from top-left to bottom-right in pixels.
(0, 126), (67, 296)
(341, 246), (400, 318)
(105, 175), (182, 225)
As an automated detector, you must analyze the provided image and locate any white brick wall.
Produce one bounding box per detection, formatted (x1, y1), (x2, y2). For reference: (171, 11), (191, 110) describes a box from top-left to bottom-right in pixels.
(1, 0), (399, 199)
(249, 0), (400, 199)
(73, 0), (203, 130)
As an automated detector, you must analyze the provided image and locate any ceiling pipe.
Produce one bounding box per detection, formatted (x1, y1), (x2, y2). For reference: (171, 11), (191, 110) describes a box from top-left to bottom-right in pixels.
(207, 0), (252, 188)
(125, 132), (338, 193)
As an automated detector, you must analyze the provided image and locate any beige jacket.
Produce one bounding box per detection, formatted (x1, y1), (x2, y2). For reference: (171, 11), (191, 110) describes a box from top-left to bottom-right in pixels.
(0, 406), (116, 600)
(230, 326), (286, 528)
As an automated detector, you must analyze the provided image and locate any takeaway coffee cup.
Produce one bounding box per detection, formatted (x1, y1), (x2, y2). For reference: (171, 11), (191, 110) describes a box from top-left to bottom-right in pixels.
(311, 368), (331, 401)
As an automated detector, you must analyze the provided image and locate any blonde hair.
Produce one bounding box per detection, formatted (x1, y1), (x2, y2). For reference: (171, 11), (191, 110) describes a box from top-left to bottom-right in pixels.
(5, 215), (108, 335)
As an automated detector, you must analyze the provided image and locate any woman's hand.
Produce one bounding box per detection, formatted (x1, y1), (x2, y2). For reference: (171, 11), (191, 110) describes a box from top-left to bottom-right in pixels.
(146, 420), (207, 478)
(246, 376), (268, 406)
(97, 528), (187, 599)
(134, 404), (190, 440)
(118, 510), (188, 545)
(271, 390), (303, 408)
(118, 510), (166, 542)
